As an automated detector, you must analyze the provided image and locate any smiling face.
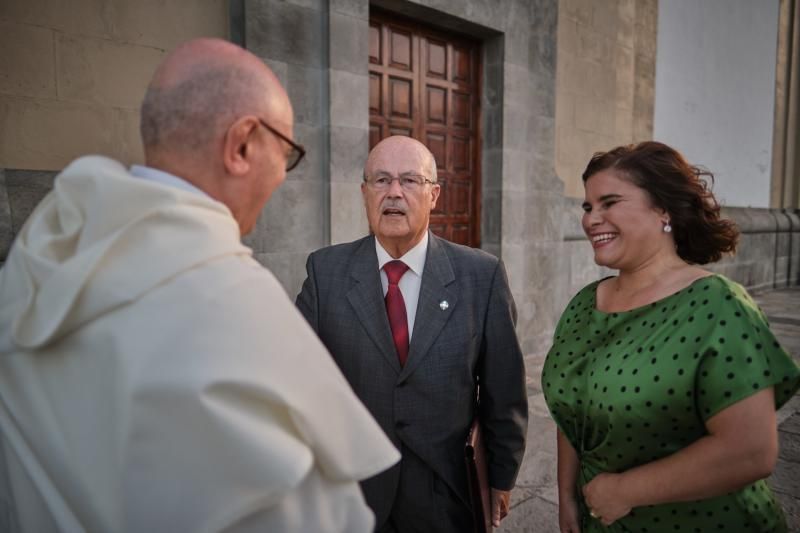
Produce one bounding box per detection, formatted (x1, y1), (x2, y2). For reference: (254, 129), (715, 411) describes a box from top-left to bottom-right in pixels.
(361, 136), (440, 258)
(582, 169), (672, 271)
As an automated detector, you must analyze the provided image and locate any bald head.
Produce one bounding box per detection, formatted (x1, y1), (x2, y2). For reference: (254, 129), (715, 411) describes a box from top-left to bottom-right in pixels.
(139, 38), (297, 235)
(140, 38), (290, 158)
(365, 136), (438, 183)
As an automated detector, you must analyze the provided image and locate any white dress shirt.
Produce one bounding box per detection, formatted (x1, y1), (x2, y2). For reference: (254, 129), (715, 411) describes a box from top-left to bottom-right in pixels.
(130, 164), (209, 198)
(375, 232), (428, 339)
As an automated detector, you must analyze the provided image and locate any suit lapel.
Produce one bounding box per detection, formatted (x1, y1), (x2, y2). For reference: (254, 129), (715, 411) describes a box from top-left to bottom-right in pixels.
(345, 236), (402, 375)
(399, 233), (458, 383)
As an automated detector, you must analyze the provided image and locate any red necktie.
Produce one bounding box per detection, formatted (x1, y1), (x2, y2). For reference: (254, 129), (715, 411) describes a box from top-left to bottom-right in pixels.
(384, 260), (410, 366)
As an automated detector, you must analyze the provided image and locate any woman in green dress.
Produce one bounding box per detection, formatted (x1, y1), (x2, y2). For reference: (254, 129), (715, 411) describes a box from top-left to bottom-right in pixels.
(542, 141), (800, 532)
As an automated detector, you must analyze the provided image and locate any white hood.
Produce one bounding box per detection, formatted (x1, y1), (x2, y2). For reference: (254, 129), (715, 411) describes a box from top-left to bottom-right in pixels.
(0, 156), (251, 352)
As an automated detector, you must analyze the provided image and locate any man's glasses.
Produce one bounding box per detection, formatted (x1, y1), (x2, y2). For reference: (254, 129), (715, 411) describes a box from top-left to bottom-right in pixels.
(364, 173), (436, 192)
(257, 118), (306, 171)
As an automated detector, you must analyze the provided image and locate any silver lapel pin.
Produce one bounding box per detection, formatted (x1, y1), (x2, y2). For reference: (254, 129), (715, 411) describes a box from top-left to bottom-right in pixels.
(439, 300), (449, 311)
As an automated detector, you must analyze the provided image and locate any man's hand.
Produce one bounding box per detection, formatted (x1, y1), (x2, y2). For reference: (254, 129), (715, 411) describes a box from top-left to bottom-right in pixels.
(491, 488), (510, 527)
(581, 472), (631, 526)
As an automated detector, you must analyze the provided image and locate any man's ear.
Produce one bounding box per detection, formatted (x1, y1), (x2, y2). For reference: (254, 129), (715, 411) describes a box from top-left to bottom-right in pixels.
(222, 117), (258, 177)
(430, 183), (441, 209)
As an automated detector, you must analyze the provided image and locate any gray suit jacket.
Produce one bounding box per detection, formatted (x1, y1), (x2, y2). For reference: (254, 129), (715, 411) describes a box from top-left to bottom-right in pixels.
(296, 233), (527, 526)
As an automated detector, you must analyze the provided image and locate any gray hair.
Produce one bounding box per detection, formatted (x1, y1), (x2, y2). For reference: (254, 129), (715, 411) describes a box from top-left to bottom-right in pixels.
(140, 66), (265, 153)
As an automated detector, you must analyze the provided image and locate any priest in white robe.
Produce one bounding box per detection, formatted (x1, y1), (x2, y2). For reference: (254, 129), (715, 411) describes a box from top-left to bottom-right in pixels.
(0, 38), (399, 533)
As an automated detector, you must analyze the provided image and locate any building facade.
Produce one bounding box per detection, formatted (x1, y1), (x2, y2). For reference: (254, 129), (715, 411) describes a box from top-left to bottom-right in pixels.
(1, 1), (799, 531)
(1, 0), (798, 359)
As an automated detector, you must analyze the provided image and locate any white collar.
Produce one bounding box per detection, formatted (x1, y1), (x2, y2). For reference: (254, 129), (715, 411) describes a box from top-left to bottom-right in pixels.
(375, 231), (429, 277)
(129, 164), (209, 199)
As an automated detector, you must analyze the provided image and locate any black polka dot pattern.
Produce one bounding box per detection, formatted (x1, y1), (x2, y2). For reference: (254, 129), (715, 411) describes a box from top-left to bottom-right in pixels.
(542, 274), (800, 532)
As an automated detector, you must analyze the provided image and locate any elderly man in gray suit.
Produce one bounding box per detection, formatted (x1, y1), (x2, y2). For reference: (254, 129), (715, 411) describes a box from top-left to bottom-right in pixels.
(296, 135), (528, 532)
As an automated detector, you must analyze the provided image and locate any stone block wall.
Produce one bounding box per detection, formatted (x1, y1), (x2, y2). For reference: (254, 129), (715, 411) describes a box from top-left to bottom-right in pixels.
(0, 169), (58, 265)
(1, 0), (793, 363)
(554, 0), (658, 198)
(0, 0), (564, 356)
(328, 0), (372, 245)
(0, 0), (229, 171)
(239, 0), (568, 352)
(710, 207), (800, 293)
(241, 0), (332, 297)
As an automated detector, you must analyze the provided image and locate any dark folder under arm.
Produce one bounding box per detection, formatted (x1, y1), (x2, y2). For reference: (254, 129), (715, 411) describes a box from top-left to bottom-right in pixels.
(465, 413), (491, 533)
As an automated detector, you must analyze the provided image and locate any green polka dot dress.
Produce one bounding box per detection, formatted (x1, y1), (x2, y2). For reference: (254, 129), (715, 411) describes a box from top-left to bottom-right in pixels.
(542, 274), (800, 532)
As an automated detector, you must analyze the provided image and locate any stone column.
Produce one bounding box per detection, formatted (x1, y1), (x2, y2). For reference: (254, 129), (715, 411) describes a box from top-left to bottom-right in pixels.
(328, 0), (371, 244)
(243, 0), (330, 297)
(771, 0), (799, 209)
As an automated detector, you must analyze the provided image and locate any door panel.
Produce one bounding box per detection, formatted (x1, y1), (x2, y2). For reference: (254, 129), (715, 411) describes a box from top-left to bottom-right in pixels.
(369, 10), (481, 247)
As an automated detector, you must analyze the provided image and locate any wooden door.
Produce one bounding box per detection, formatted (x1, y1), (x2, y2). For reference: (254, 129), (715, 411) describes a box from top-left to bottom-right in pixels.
(369, 10), (482, 247)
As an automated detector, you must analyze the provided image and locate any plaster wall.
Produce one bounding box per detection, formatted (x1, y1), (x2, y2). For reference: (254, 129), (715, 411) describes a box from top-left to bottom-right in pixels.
(653, 0), (780, 208)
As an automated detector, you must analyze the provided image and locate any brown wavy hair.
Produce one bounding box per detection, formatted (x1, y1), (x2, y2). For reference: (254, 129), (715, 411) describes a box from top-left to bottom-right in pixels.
(582, 141), (738, 264)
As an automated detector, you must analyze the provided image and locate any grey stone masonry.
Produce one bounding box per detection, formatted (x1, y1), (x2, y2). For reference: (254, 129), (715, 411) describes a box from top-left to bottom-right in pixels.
(240, 0), (569, 341)
(242, 0), (330, 299)
(0, 169), (57, 264)
(711, 207), (800, 292)
(328, 0), (371, 245)
(0, 170), (10, 263)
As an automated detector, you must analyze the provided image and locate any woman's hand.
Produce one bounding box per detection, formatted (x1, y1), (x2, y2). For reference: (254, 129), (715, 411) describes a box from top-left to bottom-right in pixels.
(580, 389), (778, 519)
(582, 472), (632, 526)
(558, 496), (582, 533)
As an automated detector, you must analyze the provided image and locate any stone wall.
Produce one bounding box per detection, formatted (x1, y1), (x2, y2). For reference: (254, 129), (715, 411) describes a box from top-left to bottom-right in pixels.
(555, 0), (658, 199)
(0, 0), (229, 271)
(240, 0), (333, 297)
(0, 0), (677, 358)
(241, 0), (381, 296)
(0, 169), (57, 265)
(710, 207), (800, 292)
(240, 0), (564, 355)
(1, 0), (793, 362)
(0, 0), (229, 170)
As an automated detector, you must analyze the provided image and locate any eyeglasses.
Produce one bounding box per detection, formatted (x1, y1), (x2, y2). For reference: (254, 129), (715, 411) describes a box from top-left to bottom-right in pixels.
(257, 118), (306, 171)
(364, 173), (436, 192)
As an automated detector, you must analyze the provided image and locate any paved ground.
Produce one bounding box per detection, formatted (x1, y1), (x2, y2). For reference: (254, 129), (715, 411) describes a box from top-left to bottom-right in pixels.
(499, 286), (800, 532)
